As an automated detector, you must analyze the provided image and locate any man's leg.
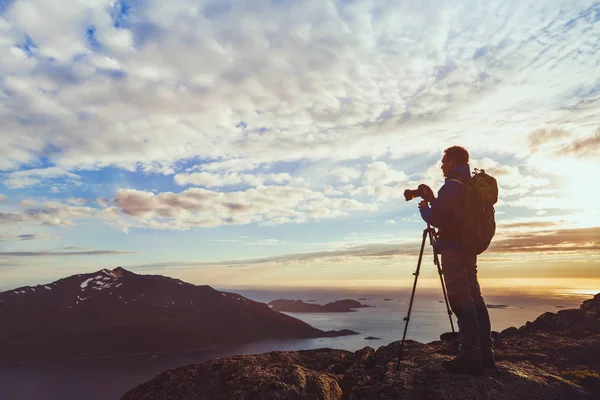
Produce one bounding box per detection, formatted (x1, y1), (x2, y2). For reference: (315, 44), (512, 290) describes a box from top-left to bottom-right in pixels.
(442, 250), (481, 352)
(441, 250), (484, 375)
(465, 257), (495, 369)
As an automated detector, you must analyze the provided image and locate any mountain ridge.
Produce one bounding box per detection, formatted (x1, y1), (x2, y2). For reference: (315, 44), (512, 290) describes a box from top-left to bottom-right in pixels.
(0, 267), (356, 363)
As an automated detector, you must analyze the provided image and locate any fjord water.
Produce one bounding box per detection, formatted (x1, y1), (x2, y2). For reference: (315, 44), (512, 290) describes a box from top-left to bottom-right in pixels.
(0, 288), (588, 400)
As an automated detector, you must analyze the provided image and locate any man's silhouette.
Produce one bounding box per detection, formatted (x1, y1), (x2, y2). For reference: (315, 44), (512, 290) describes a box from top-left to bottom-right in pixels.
(418, 146), (495, 376)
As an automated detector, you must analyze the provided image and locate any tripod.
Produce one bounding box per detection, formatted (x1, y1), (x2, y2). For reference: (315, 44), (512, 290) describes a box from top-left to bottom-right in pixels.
(396, 224), (456, 370)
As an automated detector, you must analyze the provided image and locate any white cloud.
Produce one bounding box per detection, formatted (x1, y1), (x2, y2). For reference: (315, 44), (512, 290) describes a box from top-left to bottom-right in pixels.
(1, 201), (98, 227)
(66, 198), (88, 206)
(114, 185), (377, 229)
(330, 166), (362, 183)
(19, 198), (37, 207)
(0, 0), (597, 234)
(174, 171), (302, 188)
(0, 194), (7, 202)
(0, 0), (596, 175)
(3, 167), (79, 189)
(361, 161), (408, 186)
(473, 158), (549, 192)
(174, 172), (243, 187)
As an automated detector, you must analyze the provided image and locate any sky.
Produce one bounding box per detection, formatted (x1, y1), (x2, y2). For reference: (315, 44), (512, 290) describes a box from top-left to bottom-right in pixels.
(0, 0), (599, 292)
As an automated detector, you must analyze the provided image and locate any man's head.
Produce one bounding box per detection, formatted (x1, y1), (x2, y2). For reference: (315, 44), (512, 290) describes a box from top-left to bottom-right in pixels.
(441, 146), (469, 177)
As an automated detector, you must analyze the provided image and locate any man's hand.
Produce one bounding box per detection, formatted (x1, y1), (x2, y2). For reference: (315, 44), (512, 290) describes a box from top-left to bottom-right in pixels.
(418, 184), (435, 202)
(418, 200), (429, 210)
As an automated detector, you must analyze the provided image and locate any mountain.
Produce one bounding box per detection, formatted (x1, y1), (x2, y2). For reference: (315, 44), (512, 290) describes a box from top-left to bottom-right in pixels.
(0, 267), (356, 363)
(122, 293), (600, 400)
(269, 299), (372, 312)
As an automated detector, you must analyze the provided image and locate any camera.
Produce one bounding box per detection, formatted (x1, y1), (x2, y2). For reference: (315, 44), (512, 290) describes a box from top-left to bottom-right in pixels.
(404, 184), (432, 202)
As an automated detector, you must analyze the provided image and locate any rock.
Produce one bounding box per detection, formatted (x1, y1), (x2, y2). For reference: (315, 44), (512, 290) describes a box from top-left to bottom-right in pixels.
(501, 327), (521, 337)
(122, 293), (600, 400)
(581, 294), (600, 315)
(364, 336), (380, 340)
(521, 303), (600, 334)
(122, 349), (349, 400)
(440, 332), (458, 342)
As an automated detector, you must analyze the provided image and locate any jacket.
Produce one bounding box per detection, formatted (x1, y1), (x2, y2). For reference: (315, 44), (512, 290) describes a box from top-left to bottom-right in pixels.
(419, 164), (471, 252)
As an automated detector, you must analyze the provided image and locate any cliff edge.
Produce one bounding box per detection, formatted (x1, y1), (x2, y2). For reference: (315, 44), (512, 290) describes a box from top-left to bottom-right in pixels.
(122, 293), (600, 400)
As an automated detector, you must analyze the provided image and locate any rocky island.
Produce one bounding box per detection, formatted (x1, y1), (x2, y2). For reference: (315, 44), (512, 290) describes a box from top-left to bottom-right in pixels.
(268, 299), (372, 313)
(123, 293), (600, 399)
(0, 268), (356, 363)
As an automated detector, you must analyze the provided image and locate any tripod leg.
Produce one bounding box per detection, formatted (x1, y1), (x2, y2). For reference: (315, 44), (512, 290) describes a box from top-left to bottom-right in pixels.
(434, 251), (456, 334)
(396, 228), (428, 370)
(427, 229), (458, 353)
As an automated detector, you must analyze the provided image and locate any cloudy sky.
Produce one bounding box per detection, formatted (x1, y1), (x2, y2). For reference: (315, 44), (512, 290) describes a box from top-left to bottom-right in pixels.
(0, 0), (599, 292)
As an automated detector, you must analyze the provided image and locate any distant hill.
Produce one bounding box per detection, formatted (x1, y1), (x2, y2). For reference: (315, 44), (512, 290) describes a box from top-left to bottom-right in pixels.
(0, 267), (356, 363)
(269, 299), (372, 313)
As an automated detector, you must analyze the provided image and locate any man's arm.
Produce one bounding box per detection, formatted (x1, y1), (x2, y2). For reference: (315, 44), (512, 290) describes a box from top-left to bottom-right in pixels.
(419, 184), (453, 228)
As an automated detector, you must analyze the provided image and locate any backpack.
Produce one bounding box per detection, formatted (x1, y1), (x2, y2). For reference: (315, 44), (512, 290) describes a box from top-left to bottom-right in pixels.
(451, 168), (498, 254)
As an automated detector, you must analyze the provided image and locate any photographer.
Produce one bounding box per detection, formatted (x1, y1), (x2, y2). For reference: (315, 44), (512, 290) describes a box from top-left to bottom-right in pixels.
(417, 146), (494, 376)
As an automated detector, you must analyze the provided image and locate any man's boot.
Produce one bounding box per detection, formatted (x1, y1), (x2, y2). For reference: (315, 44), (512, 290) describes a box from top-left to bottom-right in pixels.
(442, 350), (484, 376)
(482, 348), (497, 372)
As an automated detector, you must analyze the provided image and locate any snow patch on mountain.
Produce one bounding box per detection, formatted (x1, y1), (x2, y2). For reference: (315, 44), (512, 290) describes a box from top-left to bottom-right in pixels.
(80, 276), (102, 289)
(101, 269), (119, 279)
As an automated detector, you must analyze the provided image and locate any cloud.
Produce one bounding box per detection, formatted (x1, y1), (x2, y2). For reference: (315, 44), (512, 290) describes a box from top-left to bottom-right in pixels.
(555, 128), (600, 158)
(528, 127), (569, 152)
(2, 167), (79, 189)
(490, 227), (600, 253)
(0, 0), (597, 243)
(361, 162), (408, 186)
(498, 220), (563, 229)
(469, 157), (551, 201)
(174, 171), (299, 188)
(18, 233), (46, 241)
(114, 185), (377, 229)
(23, 203), (97, 227)
(0, 194), (6, 202)
(66, 198), (88, 206)
(330, 166), (362, 183)
(0, 249), (135, 257)
(0, 232), (59, 241)
(0, 212), (25, 224)
(0, 202), (98, 227)
(128, 226), (600, 270)
(0, 0), (597, 176)
(131, 242), (422, 270)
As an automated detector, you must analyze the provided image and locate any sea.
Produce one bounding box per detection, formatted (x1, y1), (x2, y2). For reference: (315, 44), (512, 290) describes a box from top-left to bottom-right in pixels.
(0, 287), (591, 400)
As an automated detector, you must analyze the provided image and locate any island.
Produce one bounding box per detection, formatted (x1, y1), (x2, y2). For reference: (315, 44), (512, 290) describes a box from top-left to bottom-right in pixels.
(487, 304), (509, 309)
(269, 299), (372, 313)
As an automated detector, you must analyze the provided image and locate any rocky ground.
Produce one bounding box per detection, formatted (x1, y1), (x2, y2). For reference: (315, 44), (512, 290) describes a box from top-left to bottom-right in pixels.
(122, 293), (600, 400)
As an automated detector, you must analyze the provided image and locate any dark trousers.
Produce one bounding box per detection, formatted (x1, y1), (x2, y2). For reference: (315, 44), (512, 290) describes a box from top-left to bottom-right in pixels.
(441, 250), (492, 354)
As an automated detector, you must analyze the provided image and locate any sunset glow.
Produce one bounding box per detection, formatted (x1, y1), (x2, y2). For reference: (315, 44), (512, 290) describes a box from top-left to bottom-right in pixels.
(0, 0), (598, 293)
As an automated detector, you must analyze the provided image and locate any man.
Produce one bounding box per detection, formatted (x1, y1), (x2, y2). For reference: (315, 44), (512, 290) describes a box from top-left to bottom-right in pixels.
(417, 146), (494, 376)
